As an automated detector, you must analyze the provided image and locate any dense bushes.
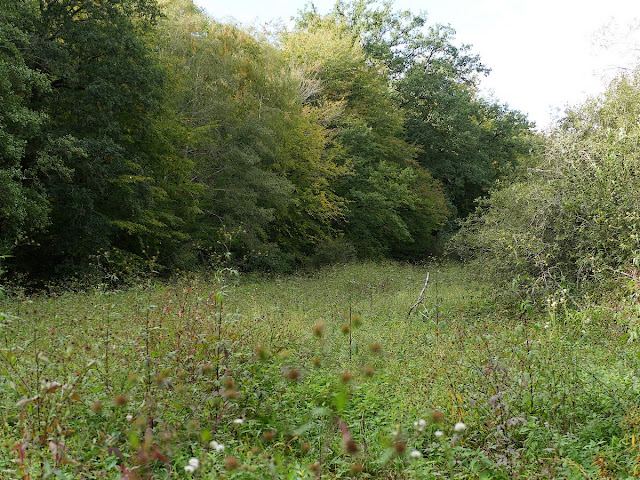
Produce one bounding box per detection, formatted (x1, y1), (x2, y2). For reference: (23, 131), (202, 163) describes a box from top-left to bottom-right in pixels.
(452, 70), (640, 298)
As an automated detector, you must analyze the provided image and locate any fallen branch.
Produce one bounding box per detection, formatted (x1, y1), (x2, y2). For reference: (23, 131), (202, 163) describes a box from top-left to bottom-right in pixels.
(407, 273), (430, 318)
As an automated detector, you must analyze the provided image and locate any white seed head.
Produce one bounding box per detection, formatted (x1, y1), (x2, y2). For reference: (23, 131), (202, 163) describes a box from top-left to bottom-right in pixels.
(184, 465), (195, 473)
(126, 414), (133, 422)
(454, 422), (466, 432)
(410, 449), (422, 458)
(418, 419), (427, 427)
(434, 430), (443, 438)
(233, 418), (244, 425)
(210, 440), (225, 452)
(188, 458), (199, 468)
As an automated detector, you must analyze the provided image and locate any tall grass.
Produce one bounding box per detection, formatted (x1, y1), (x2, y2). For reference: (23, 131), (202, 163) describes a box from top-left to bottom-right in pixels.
(1, 261), (639, 478)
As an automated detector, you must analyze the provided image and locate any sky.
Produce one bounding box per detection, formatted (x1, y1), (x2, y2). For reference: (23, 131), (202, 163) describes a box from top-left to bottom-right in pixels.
(193, 0), (640, 128)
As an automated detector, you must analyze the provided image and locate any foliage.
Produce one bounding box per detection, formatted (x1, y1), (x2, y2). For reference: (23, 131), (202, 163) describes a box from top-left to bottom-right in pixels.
(0, 0), (531, 283)
(452, 70), (640, 299)
(283, 20), (449, 259)
(0, 0), (198, 283)
(155, 1), (347, 271)
(0, 0), (51, 254)
(300, 0), (534, 219)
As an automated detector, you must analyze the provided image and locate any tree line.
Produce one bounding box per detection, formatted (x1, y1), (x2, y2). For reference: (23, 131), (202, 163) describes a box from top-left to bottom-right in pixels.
(0, 0), (532, 285)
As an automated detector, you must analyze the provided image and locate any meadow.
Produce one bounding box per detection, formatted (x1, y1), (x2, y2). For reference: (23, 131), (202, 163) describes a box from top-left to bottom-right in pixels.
(1, 261), (639, 479)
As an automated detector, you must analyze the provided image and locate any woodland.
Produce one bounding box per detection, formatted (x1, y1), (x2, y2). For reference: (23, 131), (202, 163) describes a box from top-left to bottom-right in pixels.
(0, 0), (532, 284)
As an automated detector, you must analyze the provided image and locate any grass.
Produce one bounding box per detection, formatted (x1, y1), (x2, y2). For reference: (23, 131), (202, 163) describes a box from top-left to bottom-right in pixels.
(1, 260), (639, 478)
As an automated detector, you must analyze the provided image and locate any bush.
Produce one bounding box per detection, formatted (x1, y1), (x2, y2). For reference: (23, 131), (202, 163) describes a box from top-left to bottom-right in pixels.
(451, 70), (640, 300)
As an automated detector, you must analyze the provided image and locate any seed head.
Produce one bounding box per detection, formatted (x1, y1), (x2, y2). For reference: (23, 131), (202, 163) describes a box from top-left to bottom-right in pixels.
(410, 450), (422, 459)
(224, 456), (239, 470)
(312, 321), (325, 337)
(285, 368), (300, 381)
(345, 439), (359, 454)
(202, 363), (214, 374)
(431, 410), (444, 423)
(454, 422), (466, 432)
(210, 440), (225, 452)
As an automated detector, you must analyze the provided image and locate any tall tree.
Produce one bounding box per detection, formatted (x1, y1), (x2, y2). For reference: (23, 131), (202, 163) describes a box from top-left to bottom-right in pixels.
(302, 0), (533, 219)
(156, 0), (346, 270)
(283, 20), (449, 258)
(7, 0), (194, 281)
(0, 0), (52, 255)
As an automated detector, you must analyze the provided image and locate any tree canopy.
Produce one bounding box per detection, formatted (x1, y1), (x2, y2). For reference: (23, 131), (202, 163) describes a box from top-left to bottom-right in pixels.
(0, 0), (534, 284)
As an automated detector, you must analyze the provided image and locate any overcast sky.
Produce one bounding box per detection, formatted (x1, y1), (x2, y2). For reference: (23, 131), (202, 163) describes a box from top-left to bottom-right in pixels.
(193, 0), (640, 129)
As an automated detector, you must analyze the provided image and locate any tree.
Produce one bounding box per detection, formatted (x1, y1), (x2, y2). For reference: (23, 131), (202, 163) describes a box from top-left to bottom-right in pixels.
(301, 0), (533, 219)
(156, 0), (346, 270)
(284, 19), (449, 258)
(452, 70), (640, 296)
(0, 0), (51, 255)
(7, 0), (194, 281)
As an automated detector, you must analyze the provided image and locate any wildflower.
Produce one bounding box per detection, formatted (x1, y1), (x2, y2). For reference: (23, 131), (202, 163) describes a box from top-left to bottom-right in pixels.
(126, 414), (133, 422)
(434, 430), (443, 438)
(188, 458), (199, 469)
(410, 449), (422, 459)
(544, 322), (550, 329)
(210, 440), (225, 452)
(233, 418), (244, 425)
(454, 422), (466, 432)
(184, 465), (195, 473)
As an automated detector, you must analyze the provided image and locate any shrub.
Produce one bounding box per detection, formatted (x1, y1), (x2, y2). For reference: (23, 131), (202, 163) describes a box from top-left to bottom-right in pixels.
(451, 70), (640, 300)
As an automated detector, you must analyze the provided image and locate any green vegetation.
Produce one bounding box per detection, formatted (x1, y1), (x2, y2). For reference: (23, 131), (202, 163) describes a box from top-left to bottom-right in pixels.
(0, 0), (532, 283)
(1, 261), (639, 478)
(453, 69), (640, 306)
(4, 0), (640, 478)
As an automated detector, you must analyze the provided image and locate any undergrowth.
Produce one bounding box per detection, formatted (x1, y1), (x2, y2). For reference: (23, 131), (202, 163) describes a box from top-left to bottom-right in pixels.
(1, 261), (639, 478)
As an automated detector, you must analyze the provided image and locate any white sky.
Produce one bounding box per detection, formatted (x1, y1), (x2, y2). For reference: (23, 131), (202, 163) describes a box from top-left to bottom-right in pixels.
(194, 0), (640, 129)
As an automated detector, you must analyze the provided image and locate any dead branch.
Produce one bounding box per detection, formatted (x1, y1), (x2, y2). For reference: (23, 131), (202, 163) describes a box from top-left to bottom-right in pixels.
(407, 272), (430, 318)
